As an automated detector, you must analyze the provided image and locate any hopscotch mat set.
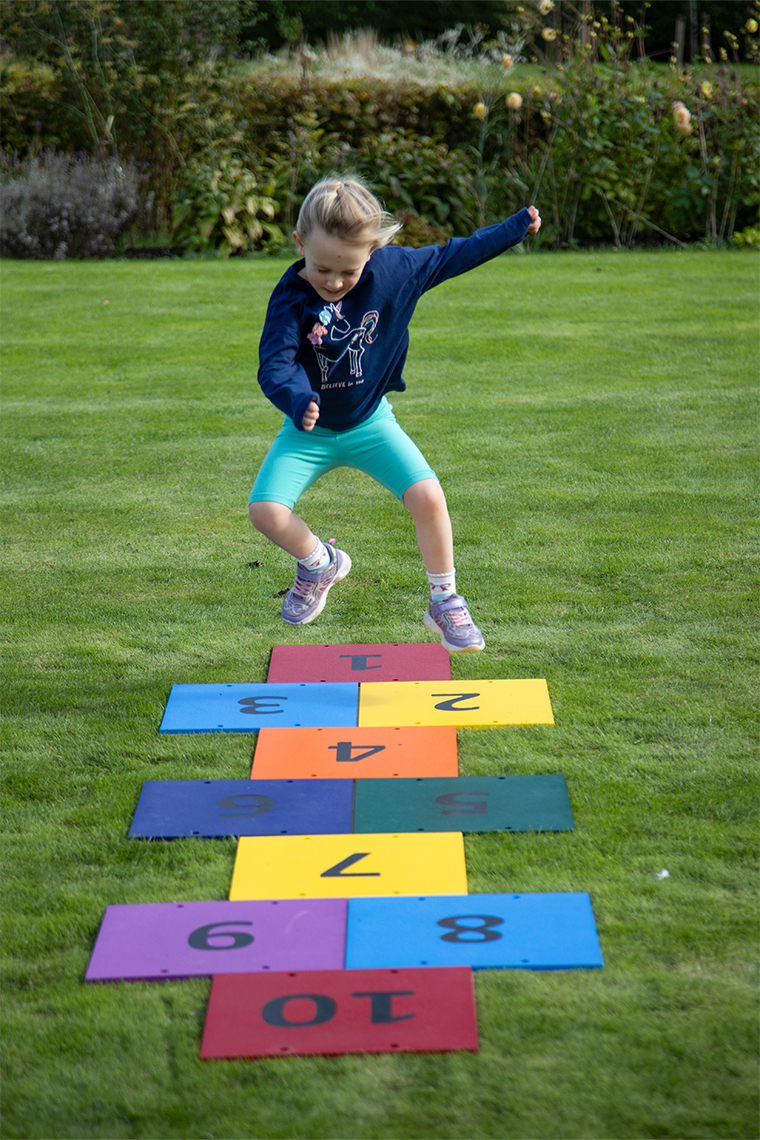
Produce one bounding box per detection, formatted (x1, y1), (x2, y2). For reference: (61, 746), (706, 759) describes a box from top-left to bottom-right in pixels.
(87, 642), (603, 1059)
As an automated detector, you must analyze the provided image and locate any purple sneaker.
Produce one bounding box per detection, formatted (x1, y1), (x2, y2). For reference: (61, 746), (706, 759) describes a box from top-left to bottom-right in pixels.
(281, 545), (351, 626)
(424, 592), (485, 653)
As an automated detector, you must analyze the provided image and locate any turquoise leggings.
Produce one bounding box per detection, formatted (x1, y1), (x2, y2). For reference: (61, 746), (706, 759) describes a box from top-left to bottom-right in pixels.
(249, 398), (437, 509)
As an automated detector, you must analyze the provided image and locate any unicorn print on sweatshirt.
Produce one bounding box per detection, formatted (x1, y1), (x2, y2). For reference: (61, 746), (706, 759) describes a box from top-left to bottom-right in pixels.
(307, 303), (380, 385)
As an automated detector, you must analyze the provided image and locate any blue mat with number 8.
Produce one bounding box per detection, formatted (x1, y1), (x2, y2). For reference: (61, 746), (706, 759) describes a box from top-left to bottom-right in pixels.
(345, 892), (603, 971)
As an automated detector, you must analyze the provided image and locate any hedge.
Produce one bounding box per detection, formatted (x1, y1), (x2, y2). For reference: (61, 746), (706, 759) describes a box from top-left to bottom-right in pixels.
(2, 59), (758, 250)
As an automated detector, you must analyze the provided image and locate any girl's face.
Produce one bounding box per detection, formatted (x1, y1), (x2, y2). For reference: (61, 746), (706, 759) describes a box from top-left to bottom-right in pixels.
(294, 225), (375, 303)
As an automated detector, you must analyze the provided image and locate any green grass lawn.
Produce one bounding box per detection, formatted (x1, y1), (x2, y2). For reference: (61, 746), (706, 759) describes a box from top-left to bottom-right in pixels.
(1, 248), (758, 1140)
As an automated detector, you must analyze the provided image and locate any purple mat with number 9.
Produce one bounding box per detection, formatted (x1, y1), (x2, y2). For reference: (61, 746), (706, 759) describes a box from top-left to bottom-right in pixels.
(85, 899), (348, 982)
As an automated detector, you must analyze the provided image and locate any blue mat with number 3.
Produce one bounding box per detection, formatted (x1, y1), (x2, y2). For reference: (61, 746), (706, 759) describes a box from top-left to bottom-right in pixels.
(160, 682), (359, 732)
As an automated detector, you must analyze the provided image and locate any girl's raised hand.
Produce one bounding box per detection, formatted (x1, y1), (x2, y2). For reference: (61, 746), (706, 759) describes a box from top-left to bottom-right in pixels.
(527, 205), (542, 233)
(302, 398), (320, 431)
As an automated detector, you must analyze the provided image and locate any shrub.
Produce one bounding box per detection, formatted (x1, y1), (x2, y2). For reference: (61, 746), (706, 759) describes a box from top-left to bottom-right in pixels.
(463, 9), (760, 246)
(263, 124), (479, 241)
(532, 60), (758, 246)
(351, 130), (478, 235)
(733, 224), (760, 245)
(172, 151), (283, 255)
(239, 77), (484, 159)
(394, 210), (453, 248)
(0, 151), (139, 258)
(0, 60), (63, 152)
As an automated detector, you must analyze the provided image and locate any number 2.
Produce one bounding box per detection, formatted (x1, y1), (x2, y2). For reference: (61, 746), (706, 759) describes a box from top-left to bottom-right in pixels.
(431, 693), (481, 712)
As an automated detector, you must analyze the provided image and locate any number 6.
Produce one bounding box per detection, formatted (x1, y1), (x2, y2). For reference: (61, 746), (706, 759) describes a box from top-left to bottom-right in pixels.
(187, 922), (254, 950)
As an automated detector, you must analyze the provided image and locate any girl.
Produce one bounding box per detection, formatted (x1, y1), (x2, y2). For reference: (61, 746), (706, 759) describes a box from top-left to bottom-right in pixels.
(250, 177), (541, 652)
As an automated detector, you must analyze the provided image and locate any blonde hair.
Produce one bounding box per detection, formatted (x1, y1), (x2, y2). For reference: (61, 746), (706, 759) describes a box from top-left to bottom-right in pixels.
(296, 177), (402, 247)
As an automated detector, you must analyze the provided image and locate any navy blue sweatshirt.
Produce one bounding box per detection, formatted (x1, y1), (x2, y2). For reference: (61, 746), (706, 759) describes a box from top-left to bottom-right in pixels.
(257, 208), (532, 432)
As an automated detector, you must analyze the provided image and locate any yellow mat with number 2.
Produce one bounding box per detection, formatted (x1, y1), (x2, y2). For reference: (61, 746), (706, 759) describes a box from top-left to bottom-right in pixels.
(357, 679), (554, 728)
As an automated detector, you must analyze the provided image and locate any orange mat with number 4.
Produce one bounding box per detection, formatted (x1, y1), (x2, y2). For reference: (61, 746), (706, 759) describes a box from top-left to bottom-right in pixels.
(251, 726), (458, 780)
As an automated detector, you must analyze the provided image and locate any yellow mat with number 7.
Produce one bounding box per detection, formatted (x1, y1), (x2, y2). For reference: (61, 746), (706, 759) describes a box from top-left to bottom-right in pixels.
(229, 832), (468, 900)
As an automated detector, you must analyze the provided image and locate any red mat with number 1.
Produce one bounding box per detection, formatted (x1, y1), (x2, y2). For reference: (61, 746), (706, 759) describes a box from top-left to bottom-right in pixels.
(267, 642), (451, 683)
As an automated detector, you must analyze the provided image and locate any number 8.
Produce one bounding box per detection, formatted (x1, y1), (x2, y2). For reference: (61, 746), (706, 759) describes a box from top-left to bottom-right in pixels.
(437, 915), (504, 943)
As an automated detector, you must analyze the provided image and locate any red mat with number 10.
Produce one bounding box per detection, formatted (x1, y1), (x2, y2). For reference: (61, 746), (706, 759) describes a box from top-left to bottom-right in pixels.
(200, 967), (478, 1058)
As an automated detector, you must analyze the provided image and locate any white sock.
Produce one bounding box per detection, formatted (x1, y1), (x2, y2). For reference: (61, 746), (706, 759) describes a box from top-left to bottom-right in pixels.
(298, 539), (331, 572)
(427, 568), (456, 602)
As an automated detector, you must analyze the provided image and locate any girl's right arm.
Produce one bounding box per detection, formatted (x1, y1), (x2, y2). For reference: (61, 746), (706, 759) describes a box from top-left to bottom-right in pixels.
(257, 285), (321, 431)
(302, 399), (320, 431)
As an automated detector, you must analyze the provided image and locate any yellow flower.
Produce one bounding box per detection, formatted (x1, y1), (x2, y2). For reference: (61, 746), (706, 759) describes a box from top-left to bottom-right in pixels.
(502, 53), (514, 69)
(672, 101), (692, 133)
(539, 0), (554, 13)
(746, 18), (758, 32)
(701, 81), (713, 98)
(473, 102), (487, 119)
(506, 92), (523, 110)
(542, 28), (557, 42)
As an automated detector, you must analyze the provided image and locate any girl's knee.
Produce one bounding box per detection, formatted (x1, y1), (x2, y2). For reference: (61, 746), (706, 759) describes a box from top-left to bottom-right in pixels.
(403, 478), (448, 519)
(249, 499), (291, 534)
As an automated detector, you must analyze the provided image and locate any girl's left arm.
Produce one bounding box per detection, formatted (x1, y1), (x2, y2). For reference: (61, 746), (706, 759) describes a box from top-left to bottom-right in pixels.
(413, 208), (535, 293)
